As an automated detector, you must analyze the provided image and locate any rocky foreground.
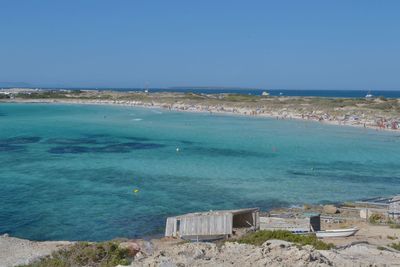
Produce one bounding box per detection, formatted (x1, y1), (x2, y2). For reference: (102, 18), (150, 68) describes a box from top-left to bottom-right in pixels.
(0, 234), (73, 267)
(130, 239), (400, 267)
(2, 234), (399, 267)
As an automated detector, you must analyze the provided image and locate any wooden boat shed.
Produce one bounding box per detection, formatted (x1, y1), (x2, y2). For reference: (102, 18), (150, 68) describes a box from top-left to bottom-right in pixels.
(260, 213), (321, 233)
(356, 195), (400, 220)
(165, 208), (260, 240)
(388, 195), (400, 220)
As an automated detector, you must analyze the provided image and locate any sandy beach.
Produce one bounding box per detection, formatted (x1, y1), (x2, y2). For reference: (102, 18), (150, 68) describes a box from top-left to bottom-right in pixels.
(1, 89), (400, 132)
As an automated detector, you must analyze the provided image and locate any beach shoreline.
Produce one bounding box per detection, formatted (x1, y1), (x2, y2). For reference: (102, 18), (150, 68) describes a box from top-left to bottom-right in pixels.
(2, 96), (399, 133)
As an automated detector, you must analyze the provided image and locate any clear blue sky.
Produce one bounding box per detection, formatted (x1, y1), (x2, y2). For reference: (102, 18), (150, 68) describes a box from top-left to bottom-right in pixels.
(1, 1), (399, 89)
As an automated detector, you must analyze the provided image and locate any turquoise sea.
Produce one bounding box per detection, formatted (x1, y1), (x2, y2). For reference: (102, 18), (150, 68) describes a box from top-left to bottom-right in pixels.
(0, 103), (399, 241)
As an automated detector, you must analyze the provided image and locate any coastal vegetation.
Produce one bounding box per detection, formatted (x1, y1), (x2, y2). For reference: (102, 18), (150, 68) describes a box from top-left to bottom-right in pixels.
(235, 230), (334, 250)
(20, 241), (135, 267)
(222, 93), (259, 102)
(15, 91), (71, 99)
(390, 242), (400, 251)
(369, 213), (385, 224)
(389, 223), (400, 229)
(0, 94), (10, 99)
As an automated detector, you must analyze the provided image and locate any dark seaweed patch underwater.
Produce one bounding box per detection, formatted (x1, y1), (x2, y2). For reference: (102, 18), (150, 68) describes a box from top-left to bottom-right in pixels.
(48, 142), (165, 154)
(45, 135), (165, 154)
(0, 136), (41, 152)
(0, 136), (41, 145)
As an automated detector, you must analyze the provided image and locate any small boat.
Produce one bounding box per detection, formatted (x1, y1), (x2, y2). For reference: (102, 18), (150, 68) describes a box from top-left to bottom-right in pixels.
(262, 91), (270, 96)
(181, 235), (226, 241)
(365, 91), (373, 98)
(316, 228), (358, 238)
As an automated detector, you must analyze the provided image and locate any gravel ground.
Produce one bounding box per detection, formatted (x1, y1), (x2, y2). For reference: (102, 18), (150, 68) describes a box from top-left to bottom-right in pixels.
(0, 234), (73, 267)
(130, 239), (400, 267)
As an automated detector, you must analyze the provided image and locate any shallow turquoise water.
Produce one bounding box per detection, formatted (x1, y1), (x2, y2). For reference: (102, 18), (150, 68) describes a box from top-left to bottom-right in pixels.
(0, 103), (399, 241)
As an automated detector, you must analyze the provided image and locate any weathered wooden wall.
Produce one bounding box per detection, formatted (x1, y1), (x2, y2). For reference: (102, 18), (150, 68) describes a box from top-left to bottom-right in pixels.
(165, 208), (260, 237)
(259, 217), (311, 232)
(165, 217), (177, 237)
(389, 196), (400, 219)
(180, 214), (233, 236)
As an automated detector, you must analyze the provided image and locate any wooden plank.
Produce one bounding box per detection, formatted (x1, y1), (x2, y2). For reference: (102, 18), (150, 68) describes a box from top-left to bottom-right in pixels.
(165, 217), (176, 237)
(259, 217), (310, 231)
(177, 214), (233, 236)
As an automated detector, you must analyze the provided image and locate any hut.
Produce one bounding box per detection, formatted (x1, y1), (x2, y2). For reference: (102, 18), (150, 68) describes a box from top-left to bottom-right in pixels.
(260, 213), (320, 233)
(388, 195), (400, 220)
(165, 208), (259, 241)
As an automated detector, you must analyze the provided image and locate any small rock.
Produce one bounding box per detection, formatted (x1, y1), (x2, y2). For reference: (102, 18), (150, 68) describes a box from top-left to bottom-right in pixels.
(263, 239), (292, 249)
(159, 258), (177, 267)
(135, 239), (154, 255)
(192, 248), (205, 259)
(323, 204), (339, 214)
(134, 251), (145, 260)
(118, 241), (140, 256)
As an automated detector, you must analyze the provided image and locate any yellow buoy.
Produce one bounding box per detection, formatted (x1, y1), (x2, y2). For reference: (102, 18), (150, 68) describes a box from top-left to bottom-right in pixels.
(133, 189), (139, 193)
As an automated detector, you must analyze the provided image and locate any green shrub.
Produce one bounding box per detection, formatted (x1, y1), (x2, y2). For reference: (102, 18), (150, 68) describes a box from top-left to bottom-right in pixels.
(389, 223), (400, 229)
(16, 92), (68, 99)
(21, 241), (134, 267)
(342, 202), (356, 208)
(236, 230), (334, 250)
(183, 92), (206, 100)
(390, 242), (400, 251)
(0, 94), (10, 99)
(223, 94), (258, 102)
(98, 94), (114, 99)
(369, 213), (384, 224)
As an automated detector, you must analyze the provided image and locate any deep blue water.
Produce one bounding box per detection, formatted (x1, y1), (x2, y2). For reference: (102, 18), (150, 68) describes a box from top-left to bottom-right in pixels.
(0, 103), (399, 241)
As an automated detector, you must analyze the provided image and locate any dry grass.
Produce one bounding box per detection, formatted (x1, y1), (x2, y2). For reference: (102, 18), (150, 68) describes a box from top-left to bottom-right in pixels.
(235, 230), (334, 250)
(20, 241), (135, 267)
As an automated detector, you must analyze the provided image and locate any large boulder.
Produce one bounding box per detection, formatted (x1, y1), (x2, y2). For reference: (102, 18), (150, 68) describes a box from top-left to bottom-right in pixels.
(323, 205), (339, 214)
